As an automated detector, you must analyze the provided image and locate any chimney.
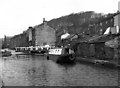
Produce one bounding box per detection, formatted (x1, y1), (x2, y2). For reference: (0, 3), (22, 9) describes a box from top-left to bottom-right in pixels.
(43, 18), (45, 22)
(43, 18), (47, 26)
(100, 29), (103, 35)
(28, 26), (33, 29)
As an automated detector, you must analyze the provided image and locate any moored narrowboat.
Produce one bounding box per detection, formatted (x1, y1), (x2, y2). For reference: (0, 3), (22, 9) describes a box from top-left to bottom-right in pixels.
(47, 47), (76, 63)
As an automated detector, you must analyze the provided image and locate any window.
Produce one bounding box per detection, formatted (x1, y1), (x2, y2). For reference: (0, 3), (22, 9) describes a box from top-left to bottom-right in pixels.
(106, 21), (108, 24)
(111, 19), (113, 22)
(100, 22), (102, 26)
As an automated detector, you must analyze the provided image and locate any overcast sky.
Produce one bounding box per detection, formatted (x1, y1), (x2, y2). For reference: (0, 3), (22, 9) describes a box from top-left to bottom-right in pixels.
(0, 0), (119, 38)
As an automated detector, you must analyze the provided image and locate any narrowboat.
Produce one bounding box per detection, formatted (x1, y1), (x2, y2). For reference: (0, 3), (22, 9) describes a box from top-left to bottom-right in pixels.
(47, 47), (76, 63)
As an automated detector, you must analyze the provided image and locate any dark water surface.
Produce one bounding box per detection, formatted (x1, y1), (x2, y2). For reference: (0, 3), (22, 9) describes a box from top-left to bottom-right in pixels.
(0, 55), (118, 86)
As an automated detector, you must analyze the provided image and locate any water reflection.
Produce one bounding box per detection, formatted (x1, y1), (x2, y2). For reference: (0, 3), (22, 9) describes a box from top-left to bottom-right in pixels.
(0, 55), (118, 86)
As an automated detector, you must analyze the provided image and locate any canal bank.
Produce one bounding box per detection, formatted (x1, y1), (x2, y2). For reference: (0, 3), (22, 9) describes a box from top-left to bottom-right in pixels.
(76, 56), (119, 68)
(6, 49), (119, 68)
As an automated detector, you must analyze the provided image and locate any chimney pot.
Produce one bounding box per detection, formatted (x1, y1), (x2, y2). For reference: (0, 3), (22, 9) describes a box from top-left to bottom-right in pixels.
(43, 18), (45, 22)
(43, 18), (47, 26)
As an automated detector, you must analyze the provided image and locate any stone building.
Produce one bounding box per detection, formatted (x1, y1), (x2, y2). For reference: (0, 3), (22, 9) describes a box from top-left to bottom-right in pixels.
(26, 27), (34, 46)
(9, 35), (20, 49)
(2, 35), (11, 49)
(75, 34), (120, 60)
(8, 18), (56, 49)
(86, 12), (120, 36)
(33, 18), (56, 46)
(72, 11), (120, 61)
(9, 31), (29, 49)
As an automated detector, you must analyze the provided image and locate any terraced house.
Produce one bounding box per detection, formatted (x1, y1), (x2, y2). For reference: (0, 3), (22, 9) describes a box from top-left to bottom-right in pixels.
(8, 18), (56, 49)
(27, 18), (56, 47)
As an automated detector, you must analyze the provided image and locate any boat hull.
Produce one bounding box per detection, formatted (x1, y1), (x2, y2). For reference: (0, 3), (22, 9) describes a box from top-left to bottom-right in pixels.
(47, 54), (75, 63)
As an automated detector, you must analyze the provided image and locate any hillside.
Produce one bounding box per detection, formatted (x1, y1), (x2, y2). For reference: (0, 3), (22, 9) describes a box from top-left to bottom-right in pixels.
(48, 11), (114, 36)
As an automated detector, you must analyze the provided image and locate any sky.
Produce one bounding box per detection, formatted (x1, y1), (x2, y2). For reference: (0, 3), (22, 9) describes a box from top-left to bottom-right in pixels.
(0, 0), (119, 38)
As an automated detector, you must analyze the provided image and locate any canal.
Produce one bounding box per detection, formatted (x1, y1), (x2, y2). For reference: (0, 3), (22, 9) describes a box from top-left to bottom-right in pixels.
(0, 55), (118, 86)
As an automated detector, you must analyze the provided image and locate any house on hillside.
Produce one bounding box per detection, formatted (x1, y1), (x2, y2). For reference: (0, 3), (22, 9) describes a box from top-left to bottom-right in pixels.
(87, 12), (120, 36)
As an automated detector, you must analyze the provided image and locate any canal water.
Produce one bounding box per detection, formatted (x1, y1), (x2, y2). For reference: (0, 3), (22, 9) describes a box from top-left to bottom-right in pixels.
(0, 55), (118, 86)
